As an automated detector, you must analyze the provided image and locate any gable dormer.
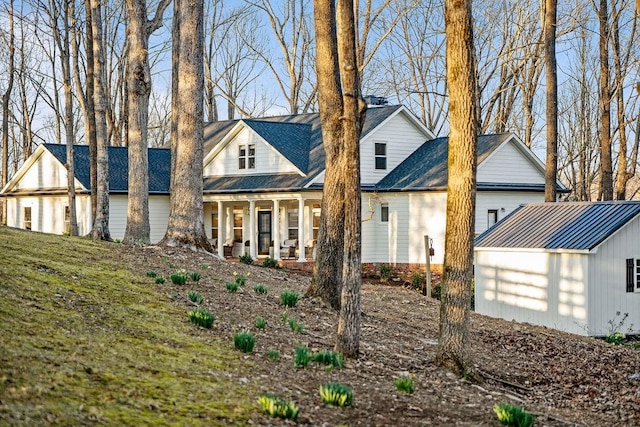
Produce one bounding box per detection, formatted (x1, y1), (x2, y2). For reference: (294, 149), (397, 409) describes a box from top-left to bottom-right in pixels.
(203, 120), (310, 177)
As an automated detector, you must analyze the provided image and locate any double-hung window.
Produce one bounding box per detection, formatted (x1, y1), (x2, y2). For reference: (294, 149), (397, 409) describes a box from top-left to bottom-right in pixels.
(239, 144), (256, 170)
(380, 203), (389, 223)
(24, 207), (32, 230)
(374, 142), (387, 170)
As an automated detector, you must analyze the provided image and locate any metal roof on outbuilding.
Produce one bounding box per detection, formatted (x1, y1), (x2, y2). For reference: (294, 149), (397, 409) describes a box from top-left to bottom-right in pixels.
(474, 201), (640, 251)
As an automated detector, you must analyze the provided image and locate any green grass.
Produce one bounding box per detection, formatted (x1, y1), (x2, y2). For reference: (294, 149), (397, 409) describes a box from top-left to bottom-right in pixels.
(0, 227), (255, 425)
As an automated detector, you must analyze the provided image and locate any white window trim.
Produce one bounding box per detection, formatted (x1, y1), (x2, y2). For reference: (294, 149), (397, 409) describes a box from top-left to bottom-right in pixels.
(374, 141), (387, 170)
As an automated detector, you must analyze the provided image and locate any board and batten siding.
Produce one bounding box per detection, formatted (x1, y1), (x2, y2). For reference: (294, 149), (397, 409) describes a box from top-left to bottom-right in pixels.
(360, 112), (430, 185)
(7, 195), (92, 236)
(477, 140), (544, 184)
(14, 149), (83, 191)
(587, 216), (640, 336)
(203, 127), (300, 176)
(475, 250), (590, 335)
(475, 192), (545, 233)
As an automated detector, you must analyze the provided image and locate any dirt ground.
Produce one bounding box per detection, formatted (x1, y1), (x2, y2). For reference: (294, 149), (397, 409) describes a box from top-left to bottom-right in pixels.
(117, 244), (640, 426)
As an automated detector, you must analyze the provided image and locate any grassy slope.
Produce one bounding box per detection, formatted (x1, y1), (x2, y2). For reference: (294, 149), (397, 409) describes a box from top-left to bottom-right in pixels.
(0, 227), (254, 425)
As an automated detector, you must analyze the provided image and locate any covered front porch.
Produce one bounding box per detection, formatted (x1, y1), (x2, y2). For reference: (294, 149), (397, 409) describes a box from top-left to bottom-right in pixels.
(204, 192), (322, 263)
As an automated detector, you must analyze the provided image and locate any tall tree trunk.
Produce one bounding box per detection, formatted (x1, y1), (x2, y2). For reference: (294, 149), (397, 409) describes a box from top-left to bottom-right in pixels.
(544, 0), (557, 202)
(598, 0), (613, 200)
(85, 0), (98, 220)
(89, 0), (111, 240)
(123, 0), (171, 245)
(161, 0), (212, 251)
(435, 0), (478, 379)
(1, 0), (15, 226)
(63, 0), (78, 236)
(306, 0), (344, 311)
(334, 0), (364, 358)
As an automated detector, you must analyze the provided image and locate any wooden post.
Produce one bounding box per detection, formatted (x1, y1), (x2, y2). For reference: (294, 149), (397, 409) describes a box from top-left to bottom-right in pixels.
(423, 235), (432, 296)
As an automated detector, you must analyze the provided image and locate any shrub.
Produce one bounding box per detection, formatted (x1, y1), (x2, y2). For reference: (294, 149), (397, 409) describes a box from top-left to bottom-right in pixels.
(257, 394), (299, 420)
(188, 307), (215, 329)
(188, 290), (204, 304)
(146, 270), (157, 278)
(268, 349), (280, 361)
(394, 375), (415, 394)
(239, 253), (253, 265)
(233, 331), (256, 353)
(493, 403), (535, 427)
(280, 290), (299, 308)
(261, 257), (279, 268)
(319, 383), (353, 407)
(431, 282), (442, 300)
(225, 281), (239, 293)
(380, 263), (393, 280)
(294, 345), (311, 368)
(313, 350), (344, 369)
(155, 276), (166, 284)
(189, 271), (201, 282)
(287, 318), (304, 333)
(255, 317), (267, 329)
(170, 270), (188, 286)
(411, 271), (425, 291)
(253, 284), (268, 294)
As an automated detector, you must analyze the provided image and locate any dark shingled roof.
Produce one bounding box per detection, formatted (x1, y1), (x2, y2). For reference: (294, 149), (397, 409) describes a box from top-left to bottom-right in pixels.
(376, 133), (512, 191)
(474, 201), (640, 250)
(202, 105), (403, 193)
(44, 143), (170, 194)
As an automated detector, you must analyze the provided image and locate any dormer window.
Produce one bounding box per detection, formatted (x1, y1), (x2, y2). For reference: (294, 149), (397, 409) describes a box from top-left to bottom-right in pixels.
(239, 144), (255, 169)
(375, 142), (387, 170)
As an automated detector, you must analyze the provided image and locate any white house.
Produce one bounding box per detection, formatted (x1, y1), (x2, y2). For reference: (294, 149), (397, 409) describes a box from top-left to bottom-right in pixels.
(1, 105), (560, 267)
(474, 201), (640, 336)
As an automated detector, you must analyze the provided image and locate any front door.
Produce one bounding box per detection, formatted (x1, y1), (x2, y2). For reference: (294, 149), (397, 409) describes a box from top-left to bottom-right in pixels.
(257, 211), (272, 255)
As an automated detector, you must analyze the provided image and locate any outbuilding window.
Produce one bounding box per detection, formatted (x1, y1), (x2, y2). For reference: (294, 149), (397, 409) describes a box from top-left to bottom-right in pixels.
(626, 258), (638, 292)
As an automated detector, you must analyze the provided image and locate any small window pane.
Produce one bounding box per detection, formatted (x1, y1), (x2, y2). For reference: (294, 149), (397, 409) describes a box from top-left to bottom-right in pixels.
(375, 143), (386, 155)
(239, 158), (246, 169)
(381, 204), (389, 222)
(248, 145), (255, 156)
(248, 157), (255, 169)
(239, 146), (246, 156)
(375, 157), (386, 170)
(488, 210), (498, 227)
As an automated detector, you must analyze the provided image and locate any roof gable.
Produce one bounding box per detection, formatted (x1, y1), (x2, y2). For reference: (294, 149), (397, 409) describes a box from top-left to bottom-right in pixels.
(474, 201), (640, 250)
(242, 120), (311, 172)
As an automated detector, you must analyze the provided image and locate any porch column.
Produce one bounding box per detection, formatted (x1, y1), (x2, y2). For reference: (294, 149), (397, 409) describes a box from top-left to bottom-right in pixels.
(273, 199), (280, 260)
(249, 200), (256, 258)
(217, 201), (224, 258)
(297, 197), (306, 262)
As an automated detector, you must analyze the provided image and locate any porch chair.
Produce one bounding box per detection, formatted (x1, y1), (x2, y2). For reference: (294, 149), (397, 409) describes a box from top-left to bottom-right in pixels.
(280, 239), (297, 259)
(223, 238), (235, 257)
(305, 239), (317, 259)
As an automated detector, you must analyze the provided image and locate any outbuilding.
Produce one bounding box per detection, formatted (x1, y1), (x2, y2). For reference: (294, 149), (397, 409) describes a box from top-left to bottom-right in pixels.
(474, 201), (640, 336)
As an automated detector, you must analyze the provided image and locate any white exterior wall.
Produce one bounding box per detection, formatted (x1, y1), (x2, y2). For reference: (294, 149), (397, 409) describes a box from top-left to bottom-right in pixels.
(360, 113), (429, 184)
(6, 195), (92, 236)
(204, 127), (299, 176)
(475, 192), (545, 233)
(475, 250), (589, 335)
(587, 217), (640, 336)
(13, 150), (82, 191)
(478, 141), (544, 184)
(107, 195), (170, 243)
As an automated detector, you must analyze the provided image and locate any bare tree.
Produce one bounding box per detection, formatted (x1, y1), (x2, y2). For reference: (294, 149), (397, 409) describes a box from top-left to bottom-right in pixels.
(311, 0), (366, 357)
(122, 0), (171, 245)
(598, 0), (613, 200)
(544, 0), (558, 202)
(161, 0), (212, 251)
(89, 0), (111, 240)
(435, 0), (477, 378)
(1, 0), (15, 226)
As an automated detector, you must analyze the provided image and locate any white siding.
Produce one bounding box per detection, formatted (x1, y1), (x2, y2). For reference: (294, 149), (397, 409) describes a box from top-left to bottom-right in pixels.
(475, 192), (545, 233)
(108, 196), (128, 240)
(587, 217), (640, 336)
(106, 195), (170, 243)
(203, 127), (300, 176)
(14, 150), (83, 190)
(478, 140), (544, 184)
(7, 195), (92, 236)
(475, 250), (589, 335)
(360, 113), (429, 184)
